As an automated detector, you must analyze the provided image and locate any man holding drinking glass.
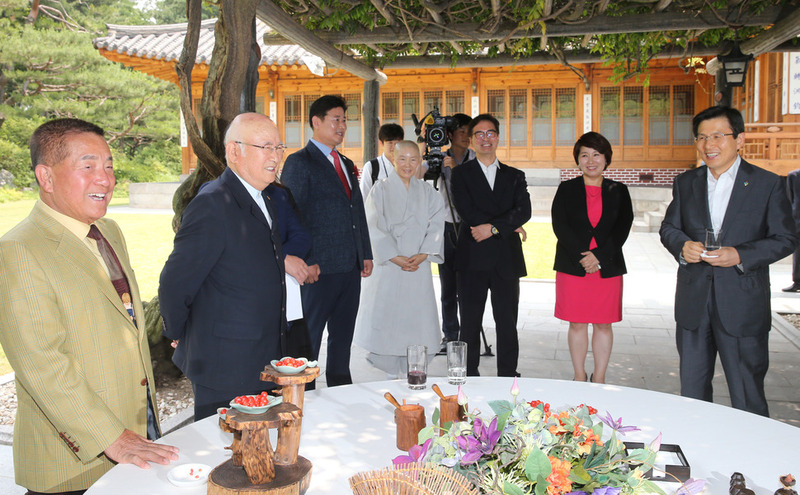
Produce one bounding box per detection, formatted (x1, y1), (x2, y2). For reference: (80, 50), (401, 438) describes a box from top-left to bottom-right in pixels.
(660, 106), (797, 417)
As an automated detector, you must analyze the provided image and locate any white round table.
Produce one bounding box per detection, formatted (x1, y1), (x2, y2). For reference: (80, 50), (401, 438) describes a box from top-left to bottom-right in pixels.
(86, 377), (800, 494)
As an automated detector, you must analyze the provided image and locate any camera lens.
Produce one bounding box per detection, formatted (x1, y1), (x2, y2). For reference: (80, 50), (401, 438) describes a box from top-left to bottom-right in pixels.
(428, 128), (445, 145)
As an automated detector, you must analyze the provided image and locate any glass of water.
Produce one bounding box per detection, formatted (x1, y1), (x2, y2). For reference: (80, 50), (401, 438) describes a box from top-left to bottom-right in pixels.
(446, 341), (467, 385)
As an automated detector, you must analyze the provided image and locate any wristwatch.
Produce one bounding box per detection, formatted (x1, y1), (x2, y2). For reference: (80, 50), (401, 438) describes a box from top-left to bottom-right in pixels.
(490, 225), (499, 236)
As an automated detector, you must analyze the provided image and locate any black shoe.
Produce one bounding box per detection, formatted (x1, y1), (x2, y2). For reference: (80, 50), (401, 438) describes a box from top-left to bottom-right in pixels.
(783, 284), (800, 293)
(436, 339), (448, 356)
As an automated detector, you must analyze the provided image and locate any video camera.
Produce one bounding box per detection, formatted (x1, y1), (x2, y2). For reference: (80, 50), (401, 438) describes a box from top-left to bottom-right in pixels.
(412, 106), (454, 184)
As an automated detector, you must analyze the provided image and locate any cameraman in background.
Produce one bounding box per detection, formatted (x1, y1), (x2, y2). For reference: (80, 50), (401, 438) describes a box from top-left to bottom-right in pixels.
(436, 113), (474, 353)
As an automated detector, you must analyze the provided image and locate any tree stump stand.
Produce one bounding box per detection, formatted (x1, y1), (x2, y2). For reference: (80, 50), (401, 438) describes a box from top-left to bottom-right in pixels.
(208, 365), (319, 495)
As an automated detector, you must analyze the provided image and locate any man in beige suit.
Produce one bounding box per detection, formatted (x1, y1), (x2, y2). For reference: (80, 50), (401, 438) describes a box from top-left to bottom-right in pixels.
(0, 118), (178, 494)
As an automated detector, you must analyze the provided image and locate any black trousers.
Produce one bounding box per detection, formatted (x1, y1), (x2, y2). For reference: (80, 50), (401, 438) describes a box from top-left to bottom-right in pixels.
(438, 222), (460, 341)
(792, 244), (800, 282)
(301, 268), (361, 387)
(457, 267), (520, 377)
(676, 285), (770, 417)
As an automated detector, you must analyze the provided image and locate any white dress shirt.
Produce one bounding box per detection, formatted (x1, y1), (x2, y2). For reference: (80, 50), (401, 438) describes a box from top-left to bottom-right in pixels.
(232, 170), (272, 228)
(707, 156), (741, 232)
(477, 157), (500, 190)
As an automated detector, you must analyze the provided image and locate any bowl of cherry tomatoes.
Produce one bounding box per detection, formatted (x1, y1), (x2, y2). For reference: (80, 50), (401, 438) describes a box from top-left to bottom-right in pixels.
(229, 391), (283, 414)
(270, 356), (318, 374)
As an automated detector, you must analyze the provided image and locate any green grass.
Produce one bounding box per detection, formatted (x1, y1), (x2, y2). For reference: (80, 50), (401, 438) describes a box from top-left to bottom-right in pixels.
(0, 198), (555, 376)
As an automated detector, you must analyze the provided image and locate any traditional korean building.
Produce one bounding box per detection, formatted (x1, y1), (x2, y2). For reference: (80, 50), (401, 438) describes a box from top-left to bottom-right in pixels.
(94, 18), (800, 190)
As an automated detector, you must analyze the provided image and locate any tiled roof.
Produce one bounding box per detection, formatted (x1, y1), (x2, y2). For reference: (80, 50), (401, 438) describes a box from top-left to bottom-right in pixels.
(93, 18), (316, 67)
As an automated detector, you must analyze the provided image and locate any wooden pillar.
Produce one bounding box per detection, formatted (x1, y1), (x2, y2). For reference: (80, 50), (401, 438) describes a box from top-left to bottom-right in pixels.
(363, 79), (380, 163)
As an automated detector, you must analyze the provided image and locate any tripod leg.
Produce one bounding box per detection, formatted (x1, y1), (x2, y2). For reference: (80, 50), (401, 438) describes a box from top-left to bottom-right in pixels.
(480, 327), (494, 356)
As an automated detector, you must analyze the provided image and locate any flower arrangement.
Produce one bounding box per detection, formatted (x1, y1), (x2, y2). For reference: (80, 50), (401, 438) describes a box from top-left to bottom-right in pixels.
(393, 379), (705, 495)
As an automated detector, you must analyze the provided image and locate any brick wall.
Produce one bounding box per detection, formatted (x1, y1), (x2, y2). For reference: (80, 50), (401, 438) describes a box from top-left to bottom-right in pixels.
(560, 168), (687, 186)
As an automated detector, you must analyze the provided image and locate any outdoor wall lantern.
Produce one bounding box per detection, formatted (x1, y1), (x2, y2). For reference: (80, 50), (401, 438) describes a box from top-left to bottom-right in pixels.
(718, 42), (754, 87)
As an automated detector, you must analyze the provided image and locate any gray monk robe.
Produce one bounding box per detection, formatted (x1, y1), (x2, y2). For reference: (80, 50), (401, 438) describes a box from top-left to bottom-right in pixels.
(354, 171), (445, 376)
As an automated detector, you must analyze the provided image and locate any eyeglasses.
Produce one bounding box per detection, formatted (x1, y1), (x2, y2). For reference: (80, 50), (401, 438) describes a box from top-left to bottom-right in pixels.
(235, 141), (287, 153)
(472, 130), (498, 140)
(694, 133), (735, 144)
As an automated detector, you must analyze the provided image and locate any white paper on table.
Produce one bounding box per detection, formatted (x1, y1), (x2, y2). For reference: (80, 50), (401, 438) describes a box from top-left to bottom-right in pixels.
(286, 274), (303, 321)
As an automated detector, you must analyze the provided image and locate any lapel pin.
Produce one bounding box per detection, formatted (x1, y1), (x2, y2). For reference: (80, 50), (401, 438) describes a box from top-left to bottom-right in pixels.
(743, 181), (749, 186)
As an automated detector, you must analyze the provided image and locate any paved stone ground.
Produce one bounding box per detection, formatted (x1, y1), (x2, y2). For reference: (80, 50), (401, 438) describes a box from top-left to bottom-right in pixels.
(2, 228), (799, 494)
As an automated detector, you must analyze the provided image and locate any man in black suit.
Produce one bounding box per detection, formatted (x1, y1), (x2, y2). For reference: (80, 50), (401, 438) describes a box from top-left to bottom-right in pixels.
(660, 106), (797, 417)
(159, 113), (287, 420)
(783, 168), (800, 292)
(281, 95), (373, 387)
(451, 114), (531, 377)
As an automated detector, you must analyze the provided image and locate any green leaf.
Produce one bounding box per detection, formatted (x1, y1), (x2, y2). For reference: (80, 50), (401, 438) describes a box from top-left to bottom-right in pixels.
(569, 461), (591, 483)
(489, 399), (515, 416)
(503, 481), (526, 495)
(534, 475), (550, 495)
(524, 447), (552, 482)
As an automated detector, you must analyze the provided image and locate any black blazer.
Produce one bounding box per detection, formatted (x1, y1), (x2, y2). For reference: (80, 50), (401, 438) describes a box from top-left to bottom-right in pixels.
(660, 160), (797, 337)
(159, 168), (286, 392)
(551, 176), (633, 278)
(451, 158), (531, 279)
(281, 141), (372, 274)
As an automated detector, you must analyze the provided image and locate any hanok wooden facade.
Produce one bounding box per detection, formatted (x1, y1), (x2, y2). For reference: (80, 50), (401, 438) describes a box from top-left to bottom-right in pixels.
(95, 19), (800, 186)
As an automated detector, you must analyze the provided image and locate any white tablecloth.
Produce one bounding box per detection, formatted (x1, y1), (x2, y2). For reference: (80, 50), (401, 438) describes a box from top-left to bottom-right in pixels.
(86, 377), (800, 494)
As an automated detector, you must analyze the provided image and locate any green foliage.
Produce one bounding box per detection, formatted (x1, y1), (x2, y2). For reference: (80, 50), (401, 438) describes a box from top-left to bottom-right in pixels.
(0, 138), (32, 187)
(0, 187), (36, 203)
(0, 0), (182, 190)
(141, 0), (218, 25)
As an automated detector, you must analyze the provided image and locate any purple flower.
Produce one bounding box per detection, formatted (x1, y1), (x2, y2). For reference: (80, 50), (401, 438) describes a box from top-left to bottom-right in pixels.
(392, 438), (432, 465)
(457, 417), (502, 465)
(593, 487), (621, 495)
(566, 492), (588, 495)
(675, 478), (706, 495)
(598, 411), (641, 436)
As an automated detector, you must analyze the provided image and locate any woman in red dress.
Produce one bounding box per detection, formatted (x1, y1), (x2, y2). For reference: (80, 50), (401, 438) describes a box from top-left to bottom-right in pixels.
(551, 132), (634, 383)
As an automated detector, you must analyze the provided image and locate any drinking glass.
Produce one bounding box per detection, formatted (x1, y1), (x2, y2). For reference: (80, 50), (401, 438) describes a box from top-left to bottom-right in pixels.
(406, 345), (427, 390)
(446, 341), (467, 385)
(705, 228), (722, 251)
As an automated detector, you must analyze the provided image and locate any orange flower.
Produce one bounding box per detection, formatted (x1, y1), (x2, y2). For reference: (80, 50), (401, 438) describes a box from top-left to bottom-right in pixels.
(546, 456), (573, 495)
(576, 429), (604, 455)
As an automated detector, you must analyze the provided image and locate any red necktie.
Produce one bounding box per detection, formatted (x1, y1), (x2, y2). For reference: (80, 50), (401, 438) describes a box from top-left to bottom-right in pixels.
(331, 149), (351, 199)
(88, 225), (136, 324)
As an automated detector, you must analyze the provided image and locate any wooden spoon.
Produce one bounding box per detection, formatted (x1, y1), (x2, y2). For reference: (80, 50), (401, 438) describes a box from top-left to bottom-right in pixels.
(432, 383), (447, 400)
(384, 392), (403, 409)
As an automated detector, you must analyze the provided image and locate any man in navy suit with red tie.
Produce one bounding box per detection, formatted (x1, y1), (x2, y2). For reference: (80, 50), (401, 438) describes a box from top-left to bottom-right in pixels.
(281, 95), (373, 387)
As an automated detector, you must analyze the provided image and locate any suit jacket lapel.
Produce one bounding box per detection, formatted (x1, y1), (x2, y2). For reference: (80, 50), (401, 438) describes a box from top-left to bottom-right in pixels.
(309, 143), (351, 201)
(720, 160), (753, 237)
(32, 205), (137, 331)
(221, 168), (271, 228)
(692, 167), (712, 229)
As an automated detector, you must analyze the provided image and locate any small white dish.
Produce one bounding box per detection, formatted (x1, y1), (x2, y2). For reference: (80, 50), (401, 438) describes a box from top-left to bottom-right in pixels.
(167, 463), (211, 487)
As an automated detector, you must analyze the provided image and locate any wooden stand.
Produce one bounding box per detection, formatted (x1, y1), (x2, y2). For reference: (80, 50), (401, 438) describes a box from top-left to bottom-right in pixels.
(208, 366), (320, 495)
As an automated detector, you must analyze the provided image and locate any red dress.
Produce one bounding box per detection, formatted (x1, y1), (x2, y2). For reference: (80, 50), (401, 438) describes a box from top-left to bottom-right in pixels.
(554, 185), (623, 324)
